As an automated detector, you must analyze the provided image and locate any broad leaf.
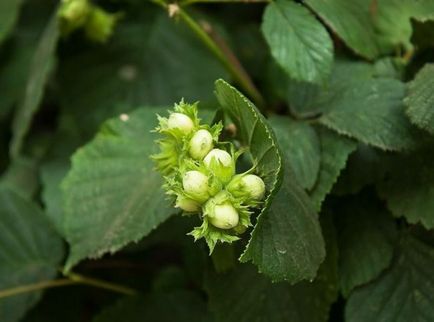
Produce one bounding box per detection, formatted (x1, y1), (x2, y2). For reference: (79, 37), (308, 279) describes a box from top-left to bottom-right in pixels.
(377, 147), (434, 229)
(59, 12), (227, 137)
(0, 187), (64, 322)
(346, 234), (434, 322)
(206, 239), (337, 322)
(215, 79), (324, 282)
(93, 291), (208, 322)
(309, 127), (357, 211)
(62, 107), (174, 271)
(0, 157), (39, 199)
(0, 0), (23, 45)
(270, 116), (320, 190)
(404, 64), (434, 135)
(318, 63), (418, 151)
(372, 0), (434, 52)
(336, 197), (397, 297)
(10, 12), (59, 158)
(262, 0), (333, 84)
(304, 0), (380, 59)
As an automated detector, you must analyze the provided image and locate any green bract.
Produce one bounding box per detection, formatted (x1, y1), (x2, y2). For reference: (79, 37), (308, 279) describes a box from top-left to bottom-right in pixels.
(153, 101), (265, 252)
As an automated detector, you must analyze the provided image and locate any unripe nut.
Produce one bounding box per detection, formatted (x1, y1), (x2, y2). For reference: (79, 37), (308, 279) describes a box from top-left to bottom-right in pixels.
(208, 203), (239, 229)
(182, 170), (209, 202)
(167, 113), (194, 134)
(175, 196), (200, 212)
(241, 174), (265, 200)
(204, 149), (232, 167)
(189, 129), (213, 160)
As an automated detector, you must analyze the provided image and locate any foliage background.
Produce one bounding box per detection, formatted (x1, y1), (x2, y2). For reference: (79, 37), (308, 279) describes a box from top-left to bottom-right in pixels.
(0, 0), (434, 321)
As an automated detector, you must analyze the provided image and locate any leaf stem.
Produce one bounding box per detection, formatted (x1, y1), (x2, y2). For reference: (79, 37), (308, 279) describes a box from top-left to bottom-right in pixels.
(0, 279), (77, 299)
(153, 1), (265, 109)
(0, 273), (138, 299)
(65, 272), (138, 296)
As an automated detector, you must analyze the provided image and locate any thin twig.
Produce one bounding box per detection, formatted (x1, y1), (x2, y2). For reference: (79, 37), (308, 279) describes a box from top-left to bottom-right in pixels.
(0, 279), (77, 299)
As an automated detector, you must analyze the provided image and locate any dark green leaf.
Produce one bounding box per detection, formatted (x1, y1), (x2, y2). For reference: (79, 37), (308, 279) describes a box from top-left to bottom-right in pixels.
(93, 291), (208, 322)
(405, 64), (434, 135)
(10, 12), (59, 158)
(318, 63), (417, 151)
(262, 0), (333, 84)
(59, 12), (227, 137)
(346, 234), (434, 322)
(0, 157), (39, 199)
(0, 187), (64, 322)
(215, 79), (324, 283)
(269, 116), (321, 190)
(62, 107), (173, 271)
(336, 197), (397, 297)
(309, 128), (357, 211)
(304, 0), (380, 59)
(377, 147), (434, 229)
(0, 0), (23, 45)
(206, 254), (336, 322)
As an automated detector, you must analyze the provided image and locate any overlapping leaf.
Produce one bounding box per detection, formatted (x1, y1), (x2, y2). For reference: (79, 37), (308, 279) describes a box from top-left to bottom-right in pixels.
(336, 198), (397, 296)
(304, 0), (380, 59)
(59, 12), (227, 137)
(0, 187), (64, 322)
(10, 12), (59, 158)
(270, 116), (320, 190)
(309, 127), (357, 211)
(215, 80), (324, 282)
(404, 64), (434, 135)
(346, 234), (434, 322)
(262, 0), (333, 84)
(62, 107), (174, 271)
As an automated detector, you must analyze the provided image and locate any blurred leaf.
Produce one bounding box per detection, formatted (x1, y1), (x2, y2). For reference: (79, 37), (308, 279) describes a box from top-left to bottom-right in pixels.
(59, 12), (227, 137)
(377, 147), (434, 229)
(404, 64), (434, 135)
(0, 157), (39, 199)
(336, 197), (397, 297)
(346, 234), (434, 322)
(372, 0), (434, 52)
(309, 127), (357, 211)
(0, 0), (23, 45)
(304, 0), (380, 59)
(262, 0), (333, 84)
(270, 116), (321, 190)
(10, 12), (59, 158)
(206, 252), (336, 322)
(62, 107), (173, 271)
(93, 291), (208, 322)
(0, 187), (64, 322)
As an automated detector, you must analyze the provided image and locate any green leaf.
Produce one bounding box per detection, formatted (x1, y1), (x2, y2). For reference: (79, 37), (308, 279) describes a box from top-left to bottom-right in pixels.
(206, 254), (336, 322)
(405, 64), (434, 135)
(336, 197), (397, 297)
(309, 127), (357, 211)
(304, 0), (380, 59)
(215, 79), (324, 283)
(269, 116), (321, 190)
(0, 0), (23, 45)
(0, 157), (39, 199)
(372, 0), (434, 52)
(377, 147), (434, 229)
(318, 63), (418, 151)
(10, 11), (59, 158)
(59, 12), (227, 137)
(262, 0), (333, 84)
(62, 107), (174, 271)
(346, 234), (434, 322)
(0, 187), (64, 322)
(93, 291), (208, 322)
